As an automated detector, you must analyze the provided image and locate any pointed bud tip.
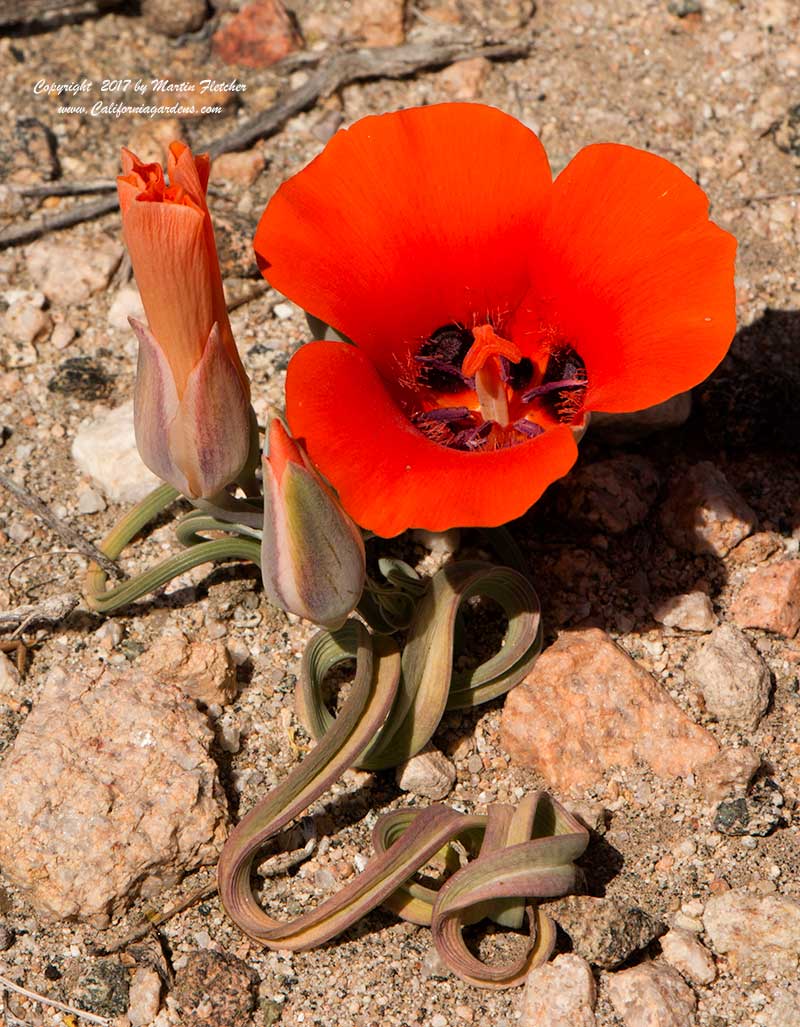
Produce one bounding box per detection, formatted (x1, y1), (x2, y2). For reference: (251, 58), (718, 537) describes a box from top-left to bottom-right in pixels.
(265, 416), (303, 485)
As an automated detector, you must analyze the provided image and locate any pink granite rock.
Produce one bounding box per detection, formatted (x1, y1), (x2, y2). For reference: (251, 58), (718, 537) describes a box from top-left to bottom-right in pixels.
(731, 559), (800, 637)
(501, 629), (718, 791)
(607, 962), (697, 1027)
(0, 666), (228, 925)
(519, 954), (597, 1027)
(137, 632), (238, 707)
(212, 0), (301, 68)
(695, 746), (761, 802)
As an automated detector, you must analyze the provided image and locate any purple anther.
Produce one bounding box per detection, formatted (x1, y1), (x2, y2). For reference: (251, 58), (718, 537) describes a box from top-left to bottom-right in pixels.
(514, 419), (545, 438)
(522, 377), (586, 403)
(418, 406), (473, 423)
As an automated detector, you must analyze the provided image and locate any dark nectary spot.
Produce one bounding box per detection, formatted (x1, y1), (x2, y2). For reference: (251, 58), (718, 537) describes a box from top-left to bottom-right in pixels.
(501, 355), (534, 391)
(527, 345), (587, 423)
(414, 323), (474, 393)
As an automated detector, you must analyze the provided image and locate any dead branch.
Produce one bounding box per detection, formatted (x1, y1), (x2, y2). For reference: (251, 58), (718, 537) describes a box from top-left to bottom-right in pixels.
(203, 38), (532, 158)
(0, 594), (79, 638)
(0, 38), (532, 251)
(0, 194), (119, 250)
(9, 180), (117, 198)
(0, 973), (110, 1027)
(0, 471), (125, 581)
(0, 0), (122, 26)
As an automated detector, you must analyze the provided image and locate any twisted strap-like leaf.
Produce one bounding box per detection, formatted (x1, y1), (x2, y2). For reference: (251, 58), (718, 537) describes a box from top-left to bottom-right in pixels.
(374, 794), (589, 988)
(299, 560), (543, 769)
(218, 560), (588, 987)
(84, 486), (262, 613)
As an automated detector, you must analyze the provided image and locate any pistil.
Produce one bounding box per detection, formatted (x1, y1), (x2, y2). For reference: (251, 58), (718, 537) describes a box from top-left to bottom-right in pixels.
(461, 325), (521, 428)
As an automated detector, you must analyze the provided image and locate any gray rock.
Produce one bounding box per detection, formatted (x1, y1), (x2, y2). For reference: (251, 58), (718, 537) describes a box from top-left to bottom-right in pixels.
(51, 321), (76, 350)
(660, 462), (757, 557)
(395, 745), (456, 800)
(62, 959), (129, 1017)
(25, 235), (122, 306)
(72, 400), (161, 504)
(173, 951), (257, 1027)
(2, 291), (51, 358)
(107, 284), (145, 331)
(77, 487), (106, 515)
(520, 953), (597, 1026)
(607, 962), (697, 1027)
(48, 356), (114, 401)
(552, 895), (663, 969)
(590, 392), (692, 442)
(142, 0), (208, 36)
(686, 624), (771, 730)
(653, 592), (716, 632)
(0, 666), (228, 925)
(703, 887), (800, 974)
(660, 928), (717, 985)
(713, 779), (784, 837)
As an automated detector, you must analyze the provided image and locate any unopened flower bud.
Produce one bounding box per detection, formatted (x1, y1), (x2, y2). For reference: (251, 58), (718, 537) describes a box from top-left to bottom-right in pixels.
(261, 416), (366, 629)
(117, 142), (253, 499)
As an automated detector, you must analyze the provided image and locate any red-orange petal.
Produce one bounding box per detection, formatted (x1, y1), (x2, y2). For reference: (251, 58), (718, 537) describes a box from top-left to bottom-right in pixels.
(512, 143), (737, 414)
(285, 341), (578, 537)
(122, 199), (211, 391)
(255, 103), (552, 379)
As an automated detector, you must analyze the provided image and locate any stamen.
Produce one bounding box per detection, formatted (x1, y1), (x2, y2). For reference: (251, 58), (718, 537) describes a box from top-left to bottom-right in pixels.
(418, 406), (472, 423)
(452, 419), (495, 450)
(522, 345), (588, 425)
(514, 419), (544, 438)
(521, 377), (586, 402)
(414, 356), (474, 387)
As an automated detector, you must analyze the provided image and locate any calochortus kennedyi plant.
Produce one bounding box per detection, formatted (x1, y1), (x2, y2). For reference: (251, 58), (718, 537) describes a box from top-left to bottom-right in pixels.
(255, 102), (737, 536)
(83, 104), (738, 989)
(117, 142), (255, 500)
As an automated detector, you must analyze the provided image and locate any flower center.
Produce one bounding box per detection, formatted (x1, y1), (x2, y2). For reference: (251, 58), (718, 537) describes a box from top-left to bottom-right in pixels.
(409, 323), (588, 452)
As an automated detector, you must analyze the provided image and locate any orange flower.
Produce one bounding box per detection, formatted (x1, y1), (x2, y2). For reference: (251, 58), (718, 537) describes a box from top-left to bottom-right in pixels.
(254, 104), (736, 537)
(117, 142), (253, 499)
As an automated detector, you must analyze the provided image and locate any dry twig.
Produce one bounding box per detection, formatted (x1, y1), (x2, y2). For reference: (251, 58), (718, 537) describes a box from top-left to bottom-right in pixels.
(0, 38), (532, 250)
(0, 593), (79, 638)
(0, 973), (110, 1026)
(0, 471), (125, 581)
(9, 180), (117, 198)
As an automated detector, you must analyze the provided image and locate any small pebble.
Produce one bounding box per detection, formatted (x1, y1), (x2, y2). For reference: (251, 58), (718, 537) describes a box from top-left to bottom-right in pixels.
(77, 487), (106, 515)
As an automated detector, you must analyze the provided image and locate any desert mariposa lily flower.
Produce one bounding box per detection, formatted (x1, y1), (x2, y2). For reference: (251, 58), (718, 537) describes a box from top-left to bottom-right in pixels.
(117, 142), (254, 500)
(254, 103), (736, 537)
